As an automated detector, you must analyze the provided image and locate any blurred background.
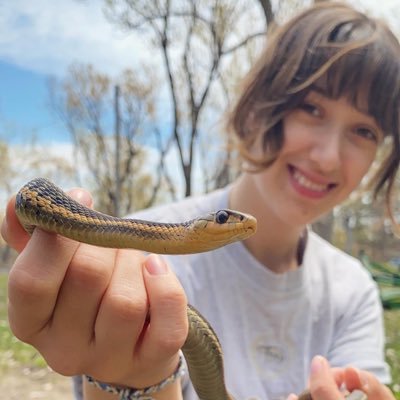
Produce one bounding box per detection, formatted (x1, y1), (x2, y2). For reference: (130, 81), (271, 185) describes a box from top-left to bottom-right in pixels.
(0, 0), (399, 398)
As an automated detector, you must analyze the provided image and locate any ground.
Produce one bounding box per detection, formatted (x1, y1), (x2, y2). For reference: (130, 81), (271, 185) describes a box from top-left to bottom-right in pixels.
(0, 366), (72, 399)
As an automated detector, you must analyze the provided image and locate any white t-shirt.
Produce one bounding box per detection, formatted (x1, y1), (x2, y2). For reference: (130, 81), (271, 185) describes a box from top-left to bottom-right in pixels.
(73, 185), (390, 400)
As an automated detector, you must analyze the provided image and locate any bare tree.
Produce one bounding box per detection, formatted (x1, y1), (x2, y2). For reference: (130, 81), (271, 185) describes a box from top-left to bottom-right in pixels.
(105, 0), (267, 196)
(257, 0), (274, 24)
(49, 63), (166, 215)
(0, 138), (76, 269)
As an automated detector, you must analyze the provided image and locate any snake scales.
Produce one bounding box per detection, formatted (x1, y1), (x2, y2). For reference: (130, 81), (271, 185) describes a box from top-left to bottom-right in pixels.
(15, 178), (366, 400)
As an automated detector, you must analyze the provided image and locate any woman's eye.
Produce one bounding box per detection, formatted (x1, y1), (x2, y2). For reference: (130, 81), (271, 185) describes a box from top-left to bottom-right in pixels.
(355, 127), (378, 142)
(299, 102), (321, 117)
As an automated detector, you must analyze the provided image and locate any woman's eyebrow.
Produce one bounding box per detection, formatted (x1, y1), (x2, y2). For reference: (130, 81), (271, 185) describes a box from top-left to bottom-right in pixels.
(306, 90), (382, 129)
(306, 87), (331, 101)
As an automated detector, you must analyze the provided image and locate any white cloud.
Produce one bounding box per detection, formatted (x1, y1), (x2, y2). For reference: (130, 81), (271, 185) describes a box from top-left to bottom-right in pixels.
(0, 0), (151, 77)
(0, 0), (399, 79)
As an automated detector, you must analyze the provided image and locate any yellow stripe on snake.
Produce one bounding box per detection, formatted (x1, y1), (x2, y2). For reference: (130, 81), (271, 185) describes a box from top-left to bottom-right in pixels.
(15, 178), (367, 400)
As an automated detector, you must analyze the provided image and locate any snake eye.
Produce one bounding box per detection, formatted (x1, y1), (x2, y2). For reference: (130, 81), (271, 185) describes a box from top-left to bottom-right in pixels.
(215, 210), (229, 224)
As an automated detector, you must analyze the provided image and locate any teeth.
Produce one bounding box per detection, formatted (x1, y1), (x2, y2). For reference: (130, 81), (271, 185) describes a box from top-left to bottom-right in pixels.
(293, 169), (328, 192)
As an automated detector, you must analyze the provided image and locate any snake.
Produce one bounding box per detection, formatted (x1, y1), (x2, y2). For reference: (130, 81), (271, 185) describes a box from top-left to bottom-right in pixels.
(15, 178), (367, 400)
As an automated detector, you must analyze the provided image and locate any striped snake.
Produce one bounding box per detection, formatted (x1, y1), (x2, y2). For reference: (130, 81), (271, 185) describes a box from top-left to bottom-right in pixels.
(15, 178), (367, 400)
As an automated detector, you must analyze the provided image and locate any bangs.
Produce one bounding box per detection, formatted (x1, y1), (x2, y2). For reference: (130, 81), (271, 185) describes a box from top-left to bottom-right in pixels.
(312, 41), (400, 138)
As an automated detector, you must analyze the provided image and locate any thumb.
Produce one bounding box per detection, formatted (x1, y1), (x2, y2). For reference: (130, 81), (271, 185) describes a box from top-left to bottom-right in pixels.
(67, 187), (94, 208)
(345, 368), (393, 400)
(308, 356), (342, 400)
(1, 195), (28, 253)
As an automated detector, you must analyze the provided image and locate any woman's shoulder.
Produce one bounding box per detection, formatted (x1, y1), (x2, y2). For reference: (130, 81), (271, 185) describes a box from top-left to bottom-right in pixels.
(129, 186), (230, 223)
(306, 232), (380, 316)
(307, 231), (372, 280)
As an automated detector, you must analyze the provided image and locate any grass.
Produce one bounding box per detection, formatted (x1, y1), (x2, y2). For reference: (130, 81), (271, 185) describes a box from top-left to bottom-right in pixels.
(1, 272), (400, 396)
(385, 309), (400, 397)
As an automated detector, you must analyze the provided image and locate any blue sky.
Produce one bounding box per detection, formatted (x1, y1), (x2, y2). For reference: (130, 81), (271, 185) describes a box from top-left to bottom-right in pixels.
(0, 60), (67, 142)
(0, 0), (399, 145)
(0, 0), (149, 144)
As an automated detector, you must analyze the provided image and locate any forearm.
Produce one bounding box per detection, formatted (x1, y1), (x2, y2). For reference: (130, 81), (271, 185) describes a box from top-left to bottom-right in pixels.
(83, 378), (183, 400)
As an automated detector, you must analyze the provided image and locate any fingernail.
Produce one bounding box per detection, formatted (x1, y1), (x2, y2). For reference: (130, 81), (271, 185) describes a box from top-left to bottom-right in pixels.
(310, 355), (325, 375)
(69, 188), (93, 207)
(287, 394), (298, 400)
(145, 254), (168, 275)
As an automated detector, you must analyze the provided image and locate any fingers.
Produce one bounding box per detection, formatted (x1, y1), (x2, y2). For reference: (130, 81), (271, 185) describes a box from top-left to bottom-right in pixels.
(46, 245), (118, 356)
(8, 229), (81, 340)
(344, 368), (394, 400)
(5, 182), (188, 388)
(305, 356), (395, 400)
(308, 356), (343, 400)
(136, 254), (188, 386)
(1, 195), (29, 252)
(91, 249), (148, 379)
(79, 253), (187, 388)
(7, 188), (93, 341)
(1, 188), (93, 253)
(141, 255), (188, 358)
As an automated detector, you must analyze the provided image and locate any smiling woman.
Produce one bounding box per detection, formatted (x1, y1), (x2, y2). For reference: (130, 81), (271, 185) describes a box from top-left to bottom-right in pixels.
(230, 5), (400, 217)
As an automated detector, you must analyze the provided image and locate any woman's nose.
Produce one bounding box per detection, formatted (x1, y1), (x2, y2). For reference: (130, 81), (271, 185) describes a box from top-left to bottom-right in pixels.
(309, 127), (343, 172)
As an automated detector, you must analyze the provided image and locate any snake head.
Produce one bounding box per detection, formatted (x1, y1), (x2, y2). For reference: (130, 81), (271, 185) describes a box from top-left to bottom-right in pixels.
(192, 209), (257, 247)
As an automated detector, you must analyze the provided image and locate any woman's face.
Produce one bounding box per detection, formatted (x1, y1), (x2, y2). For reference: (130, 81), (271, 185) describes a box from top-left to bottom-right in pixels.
(250, 91), (383, 226)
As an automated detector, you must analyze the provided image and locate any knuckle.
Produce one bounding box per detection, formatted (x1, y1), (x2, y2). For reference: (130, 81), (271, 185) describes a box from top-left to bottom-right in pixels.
(108, 293), (148, 322)
(42, 339), (89, 377)
(7, 317), (31, 343)
(8, 268), (53, 303)
(160, 286), (187, 311)
(67, 249), (112, 288)
(157, 330), (187, 354)
(45, 353), (84, 377)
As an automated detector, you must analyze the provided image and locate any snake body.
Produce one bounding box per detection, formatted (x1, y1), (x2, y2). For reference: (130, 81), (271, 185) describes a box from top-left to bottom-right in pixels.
(15, 178), (366, 400)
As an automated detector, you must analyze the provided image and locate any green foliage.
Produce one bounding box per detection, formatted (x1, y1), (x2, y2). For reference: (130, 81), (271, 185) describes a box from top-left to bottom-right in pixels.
(385, 310), (400, 398)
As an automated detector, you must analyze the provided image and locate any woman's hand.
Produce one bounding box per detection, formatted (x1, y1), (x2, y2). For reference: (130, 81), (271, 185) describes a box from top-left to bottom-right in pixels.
(1, 188), (188, 390)
(288, 355), (394, 400)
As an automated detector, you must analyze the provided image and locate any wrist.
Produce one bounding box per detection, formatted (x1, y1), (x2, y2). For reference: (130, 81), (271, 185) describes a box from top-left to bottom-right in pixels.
(84, 354), (185, 399)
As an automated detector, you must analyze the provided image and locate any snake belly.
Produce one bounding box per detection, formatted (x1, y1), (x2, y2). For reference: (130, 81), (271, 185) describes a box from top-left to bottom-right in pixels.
(14, 178), (367, 400)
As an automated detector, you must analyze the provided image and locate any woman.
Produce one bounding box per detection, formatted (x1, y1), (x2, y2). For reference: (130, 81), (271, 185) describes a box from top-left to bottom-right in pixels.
(2, 2), (400, 400)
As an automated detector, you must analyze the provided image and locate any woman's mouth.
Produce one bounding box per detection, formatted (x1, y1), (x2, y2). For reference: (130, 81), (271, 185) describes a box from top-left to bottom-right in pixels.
(288, 165), (336, 199)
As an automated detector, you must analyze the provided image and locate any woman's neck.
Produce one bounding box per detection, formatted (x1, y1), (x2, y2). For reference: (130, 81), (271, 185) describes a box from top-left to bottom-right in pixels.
(229, 174), (306, 274)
